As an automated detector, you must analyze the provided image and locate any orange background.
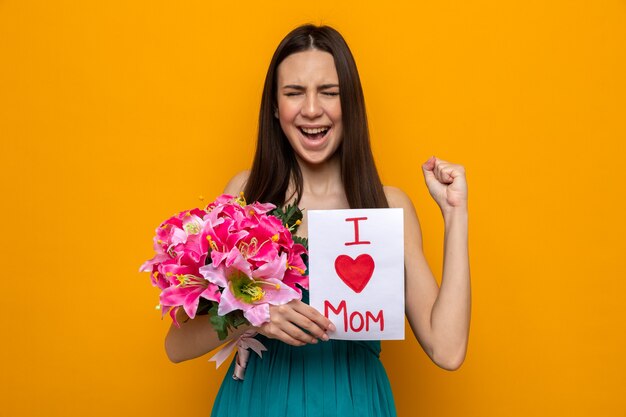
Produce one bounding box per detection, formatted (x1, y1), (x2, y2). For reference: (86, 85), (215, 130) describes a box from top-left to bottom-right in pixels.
(1, 1), (625, 416)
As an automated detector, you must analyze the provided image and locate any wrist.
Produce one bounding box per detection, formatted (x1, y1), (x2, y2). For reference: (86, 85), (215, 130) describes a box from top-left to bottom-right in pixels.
(442, 204), (468, 220)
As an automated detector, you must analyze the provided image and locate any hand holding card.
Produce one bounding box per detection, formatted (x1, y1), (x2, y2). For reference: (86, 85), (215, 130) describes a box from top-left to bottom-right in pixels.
(255, 299), (336, 346)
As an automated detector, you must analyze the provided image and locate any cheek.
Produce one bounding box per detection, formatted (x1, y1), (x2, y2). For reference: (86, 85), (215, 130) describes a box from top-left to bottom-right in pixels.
(277, 98), (298, 120)
(329, 103), (342, 122)
(334, 126), (344, 146)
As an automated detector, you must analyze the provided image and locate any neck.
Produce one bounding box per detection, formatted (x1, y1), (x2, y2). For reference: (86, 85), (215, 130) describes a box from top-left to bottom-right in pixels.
(295, 153), (343, 198)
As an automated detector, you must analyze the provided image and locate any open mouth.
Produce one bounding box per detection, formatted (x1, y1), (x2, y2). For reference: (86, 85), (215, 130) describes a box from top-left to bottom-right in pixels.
(299, 126), (330, 140)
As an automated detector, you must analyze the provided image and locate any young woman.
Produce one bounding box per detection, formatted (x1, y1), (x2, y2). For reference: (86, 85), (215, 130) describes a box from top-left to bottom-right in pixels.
(165, 24), (471, 417)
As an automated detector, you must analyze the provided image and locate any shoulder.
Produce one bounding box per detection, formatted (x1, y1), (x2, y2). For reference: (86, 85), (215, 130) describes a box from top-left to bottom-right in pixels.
(224, 170), (251, 195)
(383, 185), (424, 247)
(383, 185), (414, 210)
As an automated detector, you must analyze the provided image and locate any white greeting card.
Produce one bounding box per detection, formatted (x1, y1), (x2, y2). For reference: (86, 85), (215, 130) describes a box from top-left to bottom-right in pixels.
(308, 209), (405, 340)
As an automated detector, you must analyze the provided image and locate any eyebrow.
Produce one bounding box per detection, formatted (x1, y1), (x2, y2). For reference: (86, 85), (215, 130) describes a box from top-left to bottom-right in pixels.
(281, 84), (339, 90)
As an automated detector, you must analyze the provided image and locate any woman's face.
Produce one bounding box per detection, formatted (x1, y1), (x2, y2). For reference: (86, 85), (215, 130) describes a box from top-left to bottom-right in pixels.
(275, 49), (343, 166)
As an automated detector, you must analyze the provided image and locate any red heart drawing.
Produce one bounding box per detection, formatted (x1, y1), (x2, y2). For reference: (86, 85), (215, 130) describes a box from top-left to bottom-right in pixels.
(334, 254), (375, 293)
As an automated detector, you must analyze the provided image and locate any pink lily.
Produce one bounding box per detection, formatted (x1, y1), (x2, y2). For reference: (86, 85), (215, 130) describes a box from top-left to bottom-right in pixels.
(200, 252), (299, 326)
(282, 243), (309, 292)
(159, 263), (220, 324)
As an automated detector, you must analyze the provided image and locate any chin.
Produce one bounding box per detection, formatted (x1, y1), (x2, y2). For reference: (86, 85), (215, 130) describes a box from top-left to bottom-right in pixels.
(295, 149), (340, 167)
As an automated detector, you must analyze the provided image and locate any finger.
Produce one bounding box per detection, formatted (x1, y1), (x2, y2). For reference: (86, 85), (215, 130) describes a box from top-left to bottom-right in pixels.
(278, 303), (330, 340)
(274, 329), (307, 346)
(445, 164), (465, 178)
(433, 158), (448, 176)
(292, 303), (336, 335)
(268, 303), (326, 343)
(434, 160), (446, 176)
(422, 156), (437, 182)
(258, 322), (310, 345)
(422, 156), (436, 172)
(442, 163), (462, 183)
(279, 321), (320, 344)
(287, 310), (331, 341)
(433, 162), (444, 183)
(435, 162), (454, 184)
(438, 165), (454, 184)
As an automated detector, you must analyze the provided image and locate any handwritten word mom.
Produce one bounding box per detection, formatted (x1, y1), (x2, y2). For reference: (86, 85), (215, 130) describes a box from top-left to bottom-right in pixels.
(324, 300), (385, 332)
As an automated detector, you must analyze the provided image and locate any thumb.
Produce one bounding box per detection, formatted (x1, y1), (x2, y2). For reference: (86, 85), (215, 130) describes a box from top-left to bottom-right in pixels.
(422, 156), (437, 180)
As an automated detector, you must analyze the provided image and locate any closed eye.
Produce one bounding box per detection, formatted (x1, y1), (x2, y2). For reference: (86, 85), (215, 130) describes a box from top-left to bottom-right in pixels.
(283, 91), (338, 97)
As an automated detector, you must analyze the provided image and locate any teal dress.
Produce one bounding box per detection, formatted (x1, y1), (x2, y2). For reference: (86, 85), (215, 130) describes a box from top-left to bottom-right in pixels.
(210, 289), (397, 417)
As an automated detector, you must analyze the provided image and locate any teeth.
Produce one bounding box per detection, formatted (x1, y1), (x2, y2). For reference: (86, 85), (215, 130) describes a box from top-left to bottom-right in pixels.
(301, 127), (329, 134)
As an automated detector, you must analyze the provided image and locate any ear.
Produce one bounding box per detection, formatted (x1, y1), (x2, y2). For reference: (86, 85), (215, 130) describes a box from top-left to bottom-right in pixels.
(274, 108), (279, 119)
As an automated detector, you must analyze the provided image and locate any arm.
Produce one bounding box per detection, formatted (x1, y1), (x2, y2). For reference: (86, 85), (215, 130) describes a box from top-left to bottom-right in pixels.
(385, 157), (471, 371)
(165, 309), (252, 363)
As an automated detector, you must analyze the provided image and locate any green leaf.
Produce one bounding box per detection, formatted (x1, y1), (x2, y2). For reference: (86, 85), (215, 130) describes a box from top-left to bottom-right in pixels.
(293, 235), (308, 250)
(208, 302), (229, 340)
(270, 203), (304, 231)
(228, 310), (247, 328)
(207, 303), (251, 340)
(195, 298), (212, 316)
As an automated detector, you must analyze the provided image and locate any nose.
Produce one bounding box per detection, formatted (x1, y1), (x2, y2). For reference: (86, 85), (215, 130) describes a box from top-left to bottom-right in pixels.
(301, 93), (323, 119)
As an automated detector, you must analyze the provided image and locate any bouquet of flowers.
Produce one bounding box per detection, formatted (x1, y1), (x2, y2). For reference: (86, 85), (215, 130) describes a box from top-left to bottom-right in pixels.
(140, 193), (308, 375)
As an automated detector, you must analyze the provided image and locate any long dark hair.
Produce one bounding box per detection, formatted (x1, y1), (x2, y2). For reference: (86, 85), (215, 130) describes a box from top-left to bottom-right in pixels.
(244, 24), (388, 209)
